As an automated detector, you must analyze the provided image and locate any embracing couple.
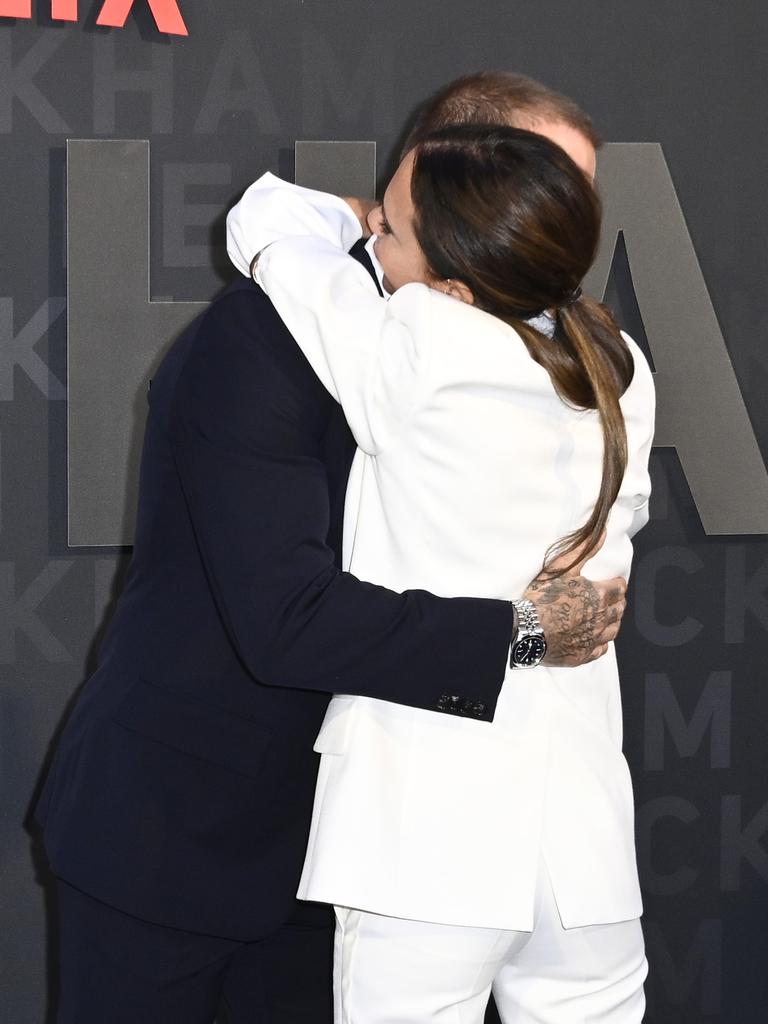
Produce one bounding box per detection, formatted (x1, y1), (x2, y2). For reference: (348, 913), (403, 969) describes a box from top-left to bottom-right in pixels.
(38, 72), (655, 1024)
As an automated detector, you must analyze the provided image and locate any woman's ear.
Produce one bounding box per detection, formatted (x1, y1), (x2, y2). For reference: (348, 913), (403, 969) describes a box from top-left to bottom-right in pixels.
(442, 279), (475, 305)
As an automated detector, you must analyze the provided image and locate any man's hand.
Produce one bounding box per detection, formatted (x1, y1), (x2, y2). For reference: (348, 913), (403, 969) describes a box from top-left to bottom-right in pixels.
(523, 532), (627, 667)
(341, 197), (379, 238)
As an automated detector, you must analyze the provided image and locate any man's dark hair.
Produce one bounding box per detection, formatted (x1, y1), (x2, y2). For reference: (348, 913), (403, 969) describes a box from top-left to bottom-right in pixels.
(403, 71), (600, 154)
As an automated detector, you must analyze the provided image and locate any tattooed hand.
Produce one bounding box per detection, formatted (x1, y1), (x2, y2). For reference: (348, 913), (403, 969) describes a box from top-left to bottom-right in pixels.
(522, 532), (627, 667)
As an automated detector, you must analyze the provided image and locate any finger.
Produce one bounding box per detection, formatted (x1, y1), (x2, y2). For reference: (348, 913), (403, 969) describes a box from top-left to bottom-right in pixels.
(593, 576), (627, 605)
(601, 621), (621, 643)
(603, 601), (625, 627)
(588, 640), (612, 665)
(603, 595), (627, 622)
(586, 643), (609, 663)
(595, 600), (625, 639)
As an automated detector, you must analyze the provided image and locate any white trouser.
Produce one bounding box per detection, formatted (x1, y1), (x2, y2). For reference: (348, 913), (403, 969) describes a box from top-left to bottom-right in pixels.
(333, 861), (647, 1024)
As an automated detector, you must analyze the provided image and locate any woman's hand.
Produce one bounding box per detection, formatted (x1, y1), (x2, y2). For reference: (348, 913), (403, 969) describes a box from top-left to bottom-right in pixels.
(523, 532), (627, 667)
(341, 197), (379, 238)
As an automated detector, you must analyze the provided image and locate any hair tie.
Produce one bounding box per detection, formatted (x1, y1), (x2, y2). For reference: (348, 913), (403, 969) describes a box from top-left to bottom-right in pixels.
(562, 286), (582, 308)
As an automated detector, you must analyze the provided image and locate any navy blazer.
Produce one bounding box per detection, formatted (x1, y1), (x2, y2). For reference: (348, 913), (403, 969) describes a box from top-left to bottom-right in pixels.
(38, 275), (512, 940)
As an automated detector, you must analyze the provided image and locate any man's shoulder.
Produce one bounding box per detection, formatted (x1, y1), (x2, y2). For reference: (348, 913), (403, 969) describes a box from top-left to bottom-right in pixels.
(155, 279), (278, 393)
(200, 276), (285, 333)
(168, 276), (330, 423)
(186, 276), (309, 373)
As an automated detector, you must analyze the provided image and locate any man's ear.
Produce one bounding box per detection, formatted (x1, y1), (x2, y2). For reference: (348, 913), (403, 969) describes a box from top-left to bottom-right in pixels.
(443, 279), (475, 305)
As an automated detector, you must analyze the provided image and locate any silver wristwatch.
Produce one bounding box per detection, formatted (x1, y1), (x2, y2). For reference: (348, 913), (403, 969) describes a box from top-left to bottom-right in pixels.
(510, 598), (547, 669)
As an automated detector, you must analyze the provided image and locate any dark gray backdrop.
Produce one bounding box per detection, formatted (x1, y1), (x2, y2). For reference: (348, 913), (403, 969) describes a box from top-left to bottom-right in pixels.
(1, 3), (767, 1022)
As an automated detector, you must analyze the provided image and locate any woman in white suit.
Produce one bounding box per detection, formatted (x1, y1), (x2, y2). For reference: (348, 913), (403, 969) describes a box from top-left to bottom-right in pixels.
(227, 125), (655, 1023)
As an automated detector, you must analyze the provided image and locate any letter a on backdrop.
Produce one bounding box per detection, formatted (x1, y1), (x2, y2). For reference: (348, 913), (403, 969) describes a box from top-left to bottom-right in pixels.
(586, 143), (768, 535)
(96, 0), (188, 35)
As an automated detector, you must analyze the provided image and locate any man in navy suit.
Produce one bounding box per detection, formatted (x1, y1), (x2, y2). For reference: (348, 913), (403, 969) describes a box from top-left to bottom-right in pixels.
(38, 73), (626, 1023)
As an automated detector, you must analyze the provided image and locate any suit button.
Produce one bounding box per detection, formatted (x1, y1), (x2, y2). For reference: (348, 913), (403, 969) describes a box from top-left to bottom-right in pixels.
(437, 694), (460, 713)
(470, 700), (487, 718)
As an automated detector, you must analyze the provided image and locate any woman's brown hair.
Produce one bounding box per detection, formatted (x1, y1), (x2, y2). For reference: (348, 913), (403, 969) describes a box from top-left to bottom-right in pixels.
(410, 124), (633, 575)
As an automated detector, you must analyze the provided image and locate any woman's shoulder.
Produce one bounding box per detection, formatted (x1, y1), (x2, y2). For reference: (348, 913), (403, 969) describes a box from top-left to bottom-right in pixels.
(390, 285), (563, 396)
(388, 283), (529, 350)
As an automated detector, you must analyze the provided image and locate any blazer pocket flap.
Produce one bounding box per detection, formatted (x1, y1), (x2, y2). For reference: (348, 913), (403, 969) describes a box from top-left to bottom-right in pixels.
(113, 678), (271, 780)
(313, 697), (354, 755)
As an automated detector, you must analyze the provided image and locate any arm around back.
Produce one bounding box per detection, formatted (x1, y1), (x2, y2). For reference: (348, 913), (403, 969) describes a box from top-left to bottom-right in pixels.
(168, 287), (512, 721)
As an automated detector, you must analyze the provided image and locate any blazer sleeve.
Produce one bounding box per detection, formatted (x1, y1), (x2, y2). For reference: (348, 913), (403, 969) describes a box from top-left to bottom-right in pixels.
(228, 173), (432, 455)
(168, 289), (511, 721)
(226, 172), (364, 277)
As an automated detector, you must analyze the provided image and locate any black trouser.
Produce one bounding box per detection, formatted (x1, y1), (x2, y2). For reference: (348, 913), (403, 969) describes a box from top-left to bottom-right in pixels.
(55, 880), (334, 1024)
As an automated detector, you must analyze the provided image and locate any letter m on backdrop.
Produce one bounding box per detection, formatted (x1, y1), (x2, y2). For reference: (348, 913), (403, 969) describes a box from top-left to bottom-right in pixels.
(0, 0), (188, 35)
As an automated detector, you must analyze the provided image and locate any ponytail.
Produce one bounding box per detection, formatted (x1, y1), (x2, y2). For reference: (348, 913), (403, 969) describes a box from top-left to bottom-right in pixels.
(515, 296), (632, 576)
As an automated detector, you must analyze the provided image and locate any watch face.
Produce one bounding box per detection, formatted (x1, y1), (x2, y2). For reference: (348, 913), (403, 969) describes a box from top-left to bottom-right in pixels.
(512, 634), (547, 667)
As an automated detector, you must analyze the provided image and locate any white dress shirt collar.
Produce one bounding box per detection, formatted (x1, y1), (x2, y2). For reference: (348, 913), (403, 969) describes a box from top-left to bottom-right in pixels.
(364, 235), (389, 296)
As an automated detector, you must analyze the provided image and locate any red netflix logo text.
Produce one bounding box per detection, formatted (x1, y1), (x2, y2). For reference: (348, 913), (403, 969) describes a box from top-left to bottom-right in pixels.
(0, 0), (188, 35)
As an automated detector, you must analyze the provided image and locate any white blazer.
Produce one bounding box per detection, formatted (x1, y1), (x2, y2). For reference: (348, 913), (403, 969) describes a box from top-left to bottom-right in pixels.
(227, 174), (656, 931)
